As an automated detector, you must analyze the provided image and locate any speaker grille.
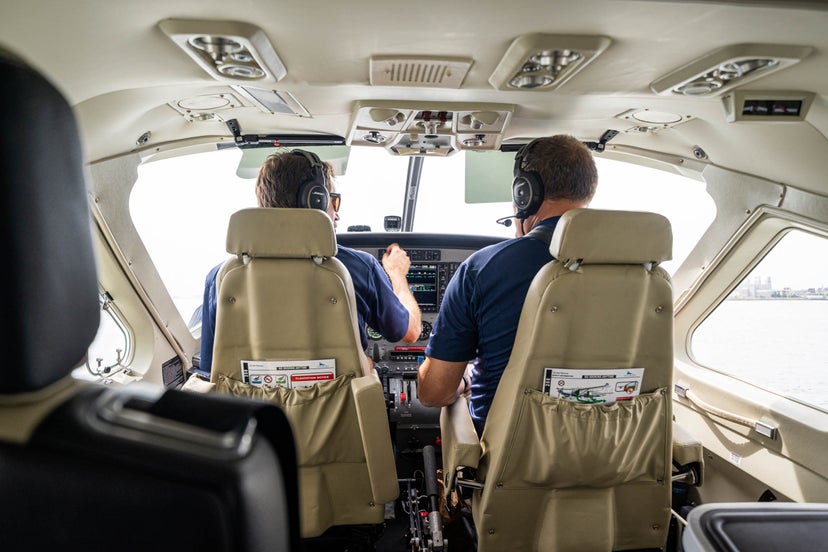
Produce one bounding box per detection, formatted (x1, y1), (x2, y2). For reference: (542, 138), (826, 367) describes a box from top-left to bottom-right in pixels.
(370, 56), (472, 88)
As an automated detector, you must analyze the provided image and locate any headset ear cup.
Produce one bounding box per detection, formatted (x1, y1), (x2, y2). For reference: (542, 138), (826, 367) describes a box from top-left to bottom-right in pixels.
(512, 173), (543, 218)
(293, 149), (329, 211)
(512, 138), (544, 219)
(297, 179), (329, 211)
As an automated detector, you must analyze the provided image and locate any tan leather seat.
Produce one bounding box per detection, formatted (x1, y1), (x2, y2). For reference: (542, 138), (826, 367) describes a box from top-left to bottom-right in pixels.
(440, 208), (675, 552)
(209, 207), (398, 538)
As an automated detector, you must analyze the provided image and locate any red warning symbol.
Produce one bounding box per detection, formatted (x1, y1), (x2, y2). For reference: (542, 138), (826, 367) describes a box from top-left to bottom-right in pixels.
(558, 380), (565, 387)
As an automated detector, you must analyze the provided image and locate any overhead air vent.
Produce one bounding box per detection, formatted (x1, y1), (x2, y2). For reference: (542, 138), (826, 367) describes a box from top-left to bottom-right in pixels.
(650, 44), (812, 97)
(489, 34), (611, 91)
(370, 56), (473, 89)
(159, 19), (287, 84)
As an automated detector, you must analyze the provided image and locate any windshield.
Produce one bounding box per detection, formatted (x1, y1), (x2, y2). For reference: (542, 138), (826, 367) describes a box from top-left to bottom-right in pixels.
(131, 145), (715, 327)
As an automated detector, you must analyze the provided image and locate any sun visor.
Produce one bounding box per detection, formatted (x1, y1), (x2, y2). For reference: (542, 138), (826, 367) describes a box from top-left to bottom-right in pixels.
(236, 146), (351, 179)
(464, 150), (514, 203)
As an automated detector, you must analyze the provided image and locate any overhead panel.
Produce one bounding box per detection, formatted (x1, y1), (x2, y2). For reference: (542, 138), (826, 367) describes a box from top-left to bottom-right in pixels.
(348, 101), (515, 155)
(488, 34), (611, 91)
(722, 90), (815, 123)
(159, 19), (288, 84)
(650, 43), (813, 97)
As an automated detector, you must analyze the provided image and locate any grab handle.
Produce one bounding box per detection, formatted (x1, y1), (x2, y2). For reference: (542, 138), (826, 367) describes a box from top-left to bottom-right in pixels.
(675, 384), (778, 440)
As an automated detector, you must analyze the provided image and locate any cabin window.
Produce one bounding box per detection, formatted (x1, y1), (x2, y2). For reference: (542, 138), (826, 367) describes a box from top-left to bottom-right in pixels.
(132, 148), (256, 327)
(72, 292), (132, 382)
(552, 156), (714, 276)
(692, 230), (828, 411)
(131, 147), (713, 330)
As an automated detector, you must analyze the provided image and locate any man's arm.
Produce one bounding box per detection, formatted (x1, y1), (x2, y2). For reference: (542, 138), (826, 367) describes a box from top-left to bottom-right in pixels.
(418, 356), (469, 407)
(382, 243), (422, 343)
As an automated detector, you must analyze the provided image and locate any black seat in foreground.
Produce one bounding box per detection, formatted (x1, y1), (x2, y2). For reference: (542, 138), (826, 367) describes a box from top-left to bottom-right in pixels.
(0, 47), (301, 552)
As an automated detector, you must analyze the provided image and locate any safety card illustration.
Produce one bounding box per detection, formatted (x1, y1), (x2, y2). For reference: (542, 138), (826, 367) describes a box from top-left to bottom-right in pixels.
(241, 359), (336, 389)
(543, 368), (644, 404)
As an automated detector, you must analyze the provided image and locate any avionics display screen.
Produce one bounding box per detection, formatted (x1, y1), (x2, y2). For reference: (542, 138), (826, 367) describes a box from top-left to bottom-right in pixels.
(407, 264), (439, 309)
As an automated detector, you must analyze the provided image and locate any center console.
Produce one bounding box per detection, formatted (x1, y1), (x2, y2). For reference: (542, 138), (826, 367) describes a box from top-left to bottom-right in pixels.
(337, 233), (504, 466)
(369, 255), (462, 459)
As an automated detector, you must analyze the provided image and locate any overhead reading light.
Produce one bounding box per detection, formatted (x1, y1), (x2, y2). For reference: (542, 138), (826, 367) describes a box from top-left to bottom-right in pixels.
(509, 50), (583, 89)
(364, 131), (387, 143)
(489, 34), (611, 91)
(369, 108), (406, 127)
(651, 43), (812, 97)
(463, 135), (487, 147)
(159, 19), (287, 83)
(465, 111), (500, 130)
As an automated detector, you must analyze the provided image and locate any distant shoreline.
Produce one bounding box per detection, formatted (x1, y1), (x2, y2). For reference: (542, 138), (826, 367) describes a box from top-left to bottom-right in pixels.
(729, 296), (827, 301)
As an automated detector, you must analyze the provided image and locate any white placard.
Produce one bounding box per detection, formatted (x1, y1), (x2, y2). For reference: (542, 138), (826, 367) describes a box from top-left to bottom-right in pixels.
(241, 359), (336, 389)
(542, 368), (644, 404)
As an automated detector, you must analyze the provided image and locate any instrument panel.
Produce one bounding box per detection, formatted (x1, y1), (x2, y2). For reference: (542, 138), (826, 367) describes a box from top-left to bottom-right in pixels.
(376, 249), (460, 313)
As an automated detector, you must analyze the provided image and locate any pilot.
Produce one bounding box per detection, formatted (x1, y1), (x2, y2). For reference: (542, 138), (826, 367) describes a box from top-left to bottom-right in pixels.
(417, 135), (598, 435)
(199, 149), (422, 375)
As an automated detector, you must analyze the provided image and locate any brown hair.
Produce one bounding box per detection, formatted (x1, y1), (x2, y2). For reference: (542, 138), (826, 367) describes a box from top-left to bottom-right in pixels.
(521, 135), (598, 202)
(255, 149), (336, 208)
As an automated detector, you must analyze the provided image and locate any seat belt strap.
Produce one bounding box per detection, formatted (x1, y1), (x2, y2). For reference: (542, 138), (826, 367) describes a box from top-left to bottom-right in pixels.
(526, 224), (555, 245)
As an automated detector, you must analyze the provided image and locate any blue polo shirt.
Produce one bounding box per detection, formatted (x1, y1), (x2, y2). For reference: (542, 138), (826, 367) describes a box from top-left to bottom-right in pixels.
(425, 217), (560, 434)
(199, 245), (409, 375)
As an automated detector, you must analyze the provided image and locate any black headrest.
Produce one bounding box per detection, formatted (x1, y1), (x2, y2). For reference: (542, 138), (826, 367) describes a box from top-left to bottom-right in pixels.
(0, 48), (99, 393)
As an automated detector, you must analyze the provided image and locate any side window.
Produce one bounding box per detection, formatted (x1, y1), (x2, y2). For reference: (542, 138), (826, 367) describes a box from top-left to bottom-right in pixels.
(72, 292), (132, 383)
(691, 230), (828, 411)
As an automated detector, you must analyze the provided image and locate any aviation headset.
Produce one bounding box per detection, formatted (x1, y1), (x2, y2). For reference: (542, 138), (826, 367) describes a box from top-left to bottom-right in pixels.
(512, 138), (545, 219)
(292, 149), (330, 211)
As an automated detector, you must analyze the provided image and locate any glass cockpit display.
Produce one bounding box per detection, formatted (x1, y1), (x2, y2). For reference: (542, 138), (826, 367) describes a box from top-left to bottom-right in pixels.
(407, 264), (439, 311)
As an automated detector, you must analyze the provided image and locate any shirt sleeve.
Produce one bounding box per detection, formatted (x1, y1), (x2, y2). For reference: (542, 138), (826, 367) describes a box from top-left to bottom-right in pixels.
(365, 256), (410, 343)
(425, 260), (479, 362)
(199, 263), (221, 374)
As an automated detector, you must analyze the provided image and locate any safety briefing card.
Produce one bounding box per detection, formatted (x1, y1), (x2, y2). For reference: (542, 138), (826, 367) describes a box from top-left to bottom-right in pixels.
(241, 359), (336, 389)
(543, 367), (644, 404)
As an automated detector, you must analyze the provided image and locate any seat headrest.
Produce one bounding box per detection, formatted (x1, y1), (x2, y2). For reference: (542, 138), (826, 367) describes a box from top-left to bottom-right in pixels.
(0, 48), (100, 393)
(549, 208), (672, 265)
(226, 208), (338, 259)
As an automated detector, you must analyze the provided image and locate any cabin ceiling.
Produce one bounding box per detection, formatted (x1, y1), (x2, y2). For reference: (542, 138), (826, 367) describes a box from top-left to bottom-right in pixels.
(3, 0), (828, 194)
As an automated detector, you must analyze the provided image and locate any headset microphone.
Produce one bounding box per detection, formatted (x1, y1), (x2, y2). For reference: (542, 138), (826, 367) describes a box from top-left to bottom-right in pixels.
(495, 215), (515, 227)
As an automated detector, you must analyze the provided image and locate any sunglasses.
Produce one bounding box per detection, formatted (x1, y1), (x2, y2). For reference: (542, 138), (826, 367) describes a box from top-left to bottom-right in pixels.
(329, 192), (342, 213)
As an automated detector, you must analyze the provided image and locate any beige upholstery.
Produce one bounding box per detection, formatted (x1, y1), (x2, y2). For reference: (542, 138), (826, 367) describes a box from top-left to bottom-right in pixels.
(210, 208), (398, 538)
(673, 422), (705, 485)
(441, 208), (675, 552)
